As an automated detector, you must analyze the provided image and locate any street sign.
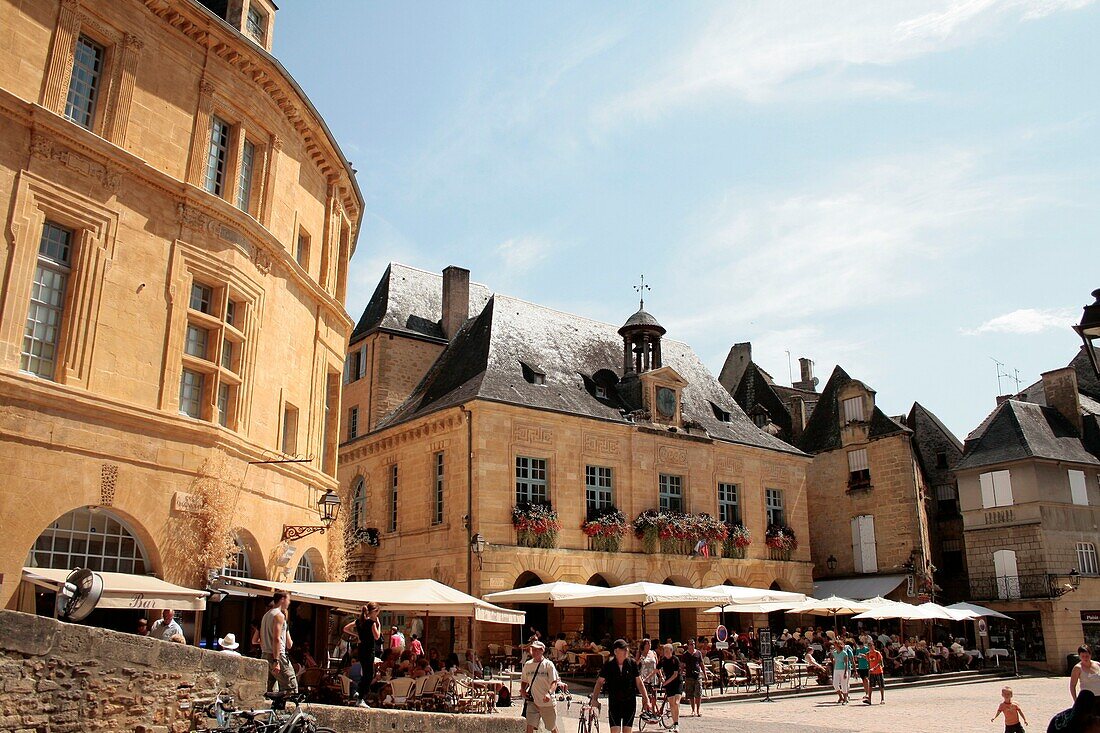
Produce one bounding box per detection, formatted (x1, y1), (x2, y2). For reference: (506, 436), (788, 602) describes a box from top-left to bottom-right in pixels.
(715, 625), (728, 643)
(761, 657), (775, 686)
(758, 628), (772, 658)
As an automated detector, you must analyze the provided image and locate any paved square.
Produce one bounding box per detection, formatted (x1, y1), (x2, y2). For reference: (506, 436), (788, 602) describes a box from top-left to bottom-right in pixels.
(546, 677), (1068, 733)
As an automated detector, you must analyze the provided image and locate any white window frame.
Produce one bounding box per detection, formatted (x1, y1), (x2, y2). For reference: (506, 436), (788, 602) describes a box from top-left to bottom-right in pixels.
(1077, 542), (1098, 576)
(236, 137), (256, 212)
(765, 488), (785, 527)
(388, 464), (398, 533)
(64, 35), (104, 129)
(515, 456), (548, 505)
(347, 406), (359, 440)
(979, 470), (1014, 508)
(294, 553), (314, 582)
(220, 535), (251, 578)
(659, 474), (683, 512)
(21, 222), (72, 379)
(1069, 470), (1089, 506)
(433, 452), (445, 526)
(851, 514), (878, 574)
(29, 507), (150, 575)
(179, 368), (205, 419)
(204, 116), (231, 196)
(718, 482), (741, 525)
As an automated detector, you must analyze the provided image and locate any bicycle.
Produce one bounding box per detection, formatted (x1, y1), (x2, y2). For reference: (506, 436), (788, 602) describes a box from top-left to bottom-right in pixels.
(637, 687), (676, 731)
(184, 689), (335, 733)
(576, 704), (600, 733)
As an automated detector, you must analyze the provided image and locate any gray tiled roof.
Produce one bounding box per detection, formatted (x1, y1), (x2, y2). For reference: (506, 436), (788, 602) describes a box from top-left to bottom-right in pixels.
(796, 366), (909, 454)
(350, 263), (493, 344)
(955, 399), (1099, 471)
(375, 288), (805, 455)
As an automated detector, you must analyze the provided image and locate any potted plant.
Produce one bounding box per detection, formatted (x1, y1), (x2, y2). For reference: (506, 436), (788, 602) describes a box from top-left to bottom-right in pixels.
(581, 507), (627, 552)
(765, 524), (798, 561)
(512, 502), (560, 548)
(723, 523), (751, 559)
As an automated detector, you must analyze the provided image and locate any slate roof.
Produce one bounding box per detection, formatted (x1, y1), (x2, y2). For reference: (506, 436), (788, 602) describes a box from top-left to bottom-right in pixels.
(796, 366), (909, 454)
(732, 363), (795, 440)
(955, 399), (1100, 471)
(908, 401), (964, 453)
(349, 263), (493, 344)
(375, 290), (805, 456)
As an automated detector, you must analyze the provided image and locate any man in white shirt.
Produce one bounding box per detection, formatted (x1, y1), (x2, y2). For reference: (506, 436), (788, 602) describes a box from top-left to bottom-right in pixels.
(520, 640), (561, 733)
(551, 633), (568, 662)
(149, 609), (185, 643)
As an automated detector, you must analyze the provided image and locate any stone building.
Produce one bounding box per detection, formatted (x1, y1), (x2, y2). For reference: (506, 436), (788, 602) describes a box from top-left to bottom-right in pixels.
(339, 265), (813, 651)
(725, 346), (966, 603)
(0, 0), (362, 645)
(954, 350), (1100, 671)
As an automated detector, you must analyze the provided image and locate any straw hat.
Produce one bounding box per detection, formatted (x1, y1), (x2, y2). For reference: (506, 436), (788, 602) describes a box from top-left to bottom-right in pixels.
(218, 633), (239, 650)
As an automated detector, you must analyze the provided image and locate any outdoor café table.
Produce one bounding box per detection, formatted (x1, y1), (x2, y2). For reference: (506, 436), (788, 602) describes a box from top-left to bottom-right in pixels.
(987, 648), (1009, 666)
(790, 662), (808, 689)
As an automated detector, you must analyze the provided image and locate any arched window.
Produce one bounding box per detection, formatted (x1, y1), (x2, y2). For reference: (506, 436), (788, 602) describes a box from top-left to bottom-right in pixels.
(220, 535), (251, 578)
(294, 553), (314, 582)
(351, 477), (366, 530)
(29, 507), (150, 574)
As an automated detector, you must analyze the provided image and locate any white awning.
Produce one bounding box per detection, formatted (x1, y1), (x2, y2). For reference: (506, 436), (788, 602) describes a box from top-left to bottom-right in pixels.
(22, 567), (207, 611)
(812, 574), (908, 601)
(551, 582), (728, 609)
(214, 576), (524, 625)
(484, 581), (596, 604)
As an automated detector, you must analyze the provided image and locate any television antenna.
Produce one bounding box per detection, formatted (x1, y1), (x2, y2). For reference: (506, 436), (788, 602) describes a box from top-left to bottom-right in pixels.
(990, 357), (1022, 395)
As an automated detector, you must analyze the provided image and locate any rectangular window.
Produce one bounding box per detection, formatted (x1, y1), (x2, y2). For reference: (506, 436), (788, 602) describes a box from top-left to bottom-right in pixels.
(842, 396), (865, 424)
(220, 338), (234, 370)
(847, 448), (871, 488)
(659, 474), (683, 512)
(184, 324), (208, 359)
(979, 469), (1014, 508)
(20, 223), (72, 379)
(225, 299), (238, 328)
(189, 282), (213, 314)
(296, 231), (310, 269)
(1077, 542), (1099, 575)
(64, 35), (104, 129)
(433, 452), (445, 526)
(179, 369), (204, 418)
(204, 117), (231, 196)
(1069, 470), (1089, 506)
(936, 483), (959, 516)
(515, 456), (548, 505)
(281, 403), (298, 454)
(765, 488), (785, 527)
(216, 383), (231, 427)
(388, 464), (398, 532)
(246, 6), (266, 43)
(851, 514), (878, 574)
(236, 138), (255, 211)
(585, 466), (613, 517)
(345, 348), (364, 384)
(347, 406), (358, 440)
(718, 482), (741, 525)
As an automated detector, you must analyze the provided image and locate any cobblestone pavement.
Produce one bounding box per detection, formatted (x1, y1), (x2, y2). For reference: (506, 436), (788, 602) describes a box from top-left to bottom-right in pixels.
(543, 676), (1068, 733)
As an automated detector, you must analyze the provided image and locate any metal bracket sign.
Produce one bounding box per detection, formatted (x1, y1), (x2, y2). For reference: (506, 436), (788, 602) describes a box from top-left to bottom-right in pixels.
(761, 657), (776, 687)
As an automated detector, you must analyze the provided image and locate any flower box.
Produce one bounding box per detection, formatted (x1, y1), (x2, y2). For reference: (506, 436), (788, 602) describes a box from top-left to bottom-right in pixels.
(632, 510), (728, 555)
(582, 507), (627, 553)
(513, 503), (560, 549)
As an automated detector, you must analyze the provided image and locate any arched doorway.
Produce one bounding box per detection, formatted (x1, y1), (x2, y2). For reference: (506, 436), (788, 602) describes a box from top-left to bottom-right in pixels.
(294, 548), (324, 582)
(513, 571), (550, 645)
(584, 574), (614, 643)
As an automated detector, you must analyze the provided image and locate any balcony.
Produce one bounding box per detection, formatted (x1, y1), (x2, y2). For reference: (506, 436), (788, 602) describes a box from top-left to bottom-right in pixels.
(968, 574), (1060, 601)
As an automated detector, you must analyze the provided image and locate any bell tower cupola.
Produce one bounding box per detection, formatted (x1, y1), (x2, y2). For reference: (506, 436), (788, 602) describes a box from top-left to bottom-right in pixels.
(618, 275), (666, 375)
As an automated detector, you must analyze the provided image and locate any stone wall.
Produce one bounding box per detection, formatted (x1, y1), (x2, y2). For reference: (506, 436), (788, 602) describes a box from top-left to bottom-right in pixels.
(0, 610), (265, 733)
(313, 704), (525, 733)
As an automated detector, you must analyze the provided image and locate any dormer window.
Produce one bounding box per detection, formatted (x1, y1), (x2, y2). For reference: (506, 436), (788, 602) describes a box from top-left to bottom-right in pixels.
(521, 361), (545, 385)
(246, 6), (266, 44)
(710, 401), (732, 423)
(595, 385), (607, 399)
(842, 396), (865, 424)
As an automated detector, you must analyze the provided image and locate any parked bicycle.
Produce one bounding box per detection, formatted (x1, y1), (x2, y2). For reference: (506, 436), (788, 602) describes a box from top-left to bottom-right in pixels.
(185, 687), (335, 733)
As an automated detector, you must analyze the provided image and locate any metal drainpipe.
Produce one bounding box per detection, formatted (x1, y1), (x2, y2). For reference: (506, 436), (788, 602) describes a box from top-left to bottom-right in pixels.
(460, 404), (474, 646)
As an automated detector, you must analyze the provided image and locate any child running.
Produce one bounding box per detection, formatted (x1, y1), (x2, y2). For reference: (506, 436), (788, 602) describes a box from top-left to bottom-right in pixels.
(991, 686), (1028, 733)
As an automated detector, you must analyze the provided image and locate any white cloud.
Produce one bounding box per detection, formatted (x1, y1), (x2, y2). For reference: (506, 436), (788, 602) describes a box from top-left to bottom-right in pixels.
(597, 0), (1094, 124)
(963, 308), (1077, 335)
(495, 235), (553, 274)
(667, 146), (1038, 340)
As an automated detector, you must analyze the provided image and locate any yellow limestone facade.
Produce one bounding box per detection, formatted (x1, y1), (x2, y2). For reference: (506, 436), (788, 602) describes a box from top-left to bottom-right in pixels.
(0, 0), (361, 606)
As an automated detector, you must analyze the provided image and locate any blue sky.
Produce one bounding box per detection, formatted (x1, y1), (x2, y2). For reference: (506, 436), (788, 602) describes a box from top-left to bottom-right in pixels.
(276, 1), (1099, 439)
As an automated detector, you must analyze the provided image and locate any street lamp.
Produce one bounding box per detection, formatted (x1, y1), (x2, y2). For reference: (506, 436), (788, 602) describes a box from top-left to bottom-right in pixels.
(826, 554), (838, 571)
(280, 489), (341, 542)
(470, 532), (487, 569)
(1074, 289), (1100, 378)
(1052, 569), (1081, 598)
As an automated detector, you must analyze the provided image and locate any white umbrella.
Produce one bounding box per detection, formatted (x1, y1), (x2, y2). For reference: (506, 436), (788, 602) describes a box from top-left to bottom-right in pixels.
(700, 584), (806, 605)
(700, 601), (804, 615)
(918, 602), (974, 621)
(945, 602), (1014, 620)
(553, 582), (728, 638)
(787, 595), (871, 631)
(853, 601), (940, 621)
(484, 581), (595, 604)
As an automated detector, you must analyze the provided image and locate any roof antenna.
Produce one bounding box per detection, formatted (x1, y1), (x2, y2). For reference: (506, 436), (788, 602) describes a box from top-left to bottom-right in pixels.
(634, 274), (650, 310)
(990, 357), (1022, 395)
(786, 350), (793, 386)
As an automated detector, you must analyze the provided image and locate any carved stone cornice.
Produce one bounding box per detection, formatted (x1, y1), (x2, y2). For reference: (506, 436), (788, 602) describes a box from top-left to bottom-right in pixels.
(29, 130), (120, 190)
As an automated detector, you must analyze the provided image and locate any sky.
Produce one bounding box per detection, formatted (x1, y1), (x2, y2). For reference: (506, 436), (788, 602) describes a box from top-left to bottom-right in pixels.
(275, 0), (1100, 440)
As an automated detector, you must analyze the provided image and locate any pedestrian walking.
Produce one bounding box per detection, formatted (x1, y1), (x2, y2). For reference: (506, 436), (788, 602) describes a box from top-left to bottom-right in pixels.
(344, 602), (381, 707)
(992, 686), (1028, 733)
(1071, 645), (1100, 702)
(589, 638), (651, 733)
(865, 641), (886, 704)
(830, 639), (852, 705)
(656, 644), (683, 732)
(855, 636), (872, 702)
(681, 638), (706, 717)
(520, 640), (562, 733)
(261, 591), (297, 694)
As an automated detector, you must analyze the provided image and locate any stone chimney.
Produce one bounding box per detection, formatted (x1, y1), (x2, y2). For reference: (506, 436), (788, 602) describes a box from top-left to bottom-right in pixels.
(788, 395), (807, 439)
(995, 394), (1014, 406)
(441, 266), (470, 341)
(793, 357), (819, 392)
(718, 342), (753, 394)
(1041, 367), (1083, 434)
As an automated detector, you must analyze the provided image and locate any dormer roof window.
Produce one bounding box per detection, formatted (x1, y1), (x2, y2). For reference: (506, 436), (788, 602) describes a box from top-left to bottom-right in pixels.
(710, 401), (732, 423)
(842, 395), (865, 424)
(521, 361), (546, 385)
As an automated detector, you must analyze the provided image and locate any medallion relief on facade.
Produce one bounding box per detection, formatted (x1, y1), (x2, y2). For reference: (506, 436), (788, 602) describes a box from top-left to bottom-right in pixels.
(656, 444), (687, 466)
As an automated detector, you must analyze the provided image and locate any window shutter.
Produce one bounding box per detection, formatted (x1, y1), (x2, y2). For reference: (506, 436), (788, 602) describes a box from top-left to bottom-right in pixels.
(860, 515), (878, 574)
(1069, 470), (1088, 506)
(993, 549), (1019, 599)
(848, 449), (869, 473)
(358, 344), (367, 379)
(851, 517), (863, 574)
(979, 472), (996, 508)
(992, 470), (1013, 506)
(343, 355), (351, 385)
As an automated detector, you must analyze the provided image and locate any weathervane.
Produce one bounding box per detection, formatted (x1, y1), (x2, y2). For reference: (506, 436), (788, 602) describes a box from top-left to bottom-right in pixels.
(634, 274), (651, 309)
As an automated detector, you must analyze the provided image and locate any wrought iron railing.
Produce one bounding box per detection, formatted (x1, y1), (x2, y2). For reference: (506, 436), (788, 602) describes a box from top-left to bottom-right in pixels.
(968, 574), (1058, 600)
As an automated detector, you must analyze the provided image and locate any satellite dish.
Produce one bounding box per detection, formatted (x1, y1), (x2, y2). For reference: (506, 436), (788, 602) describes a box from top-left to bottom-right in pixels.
(56, 568), (103, 621)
